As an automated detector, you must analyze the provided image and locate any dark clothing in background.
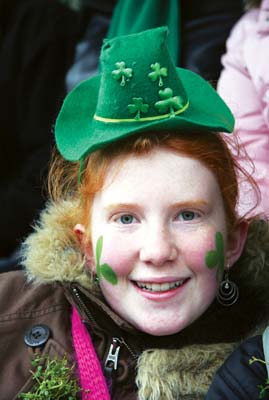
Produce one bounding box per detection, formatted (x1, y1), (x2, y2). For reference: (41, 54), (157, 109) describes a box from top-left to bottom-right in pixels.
(68, 0), (244, 92)
(206, 336), (268, 400)
(107, 0), (244, 83)
(65, 0), (116, 91)
(0, 0), (79, 257)
(181, 0), (244, 83)
(79, 0), (116, 13)
(65, 13), (110, 92)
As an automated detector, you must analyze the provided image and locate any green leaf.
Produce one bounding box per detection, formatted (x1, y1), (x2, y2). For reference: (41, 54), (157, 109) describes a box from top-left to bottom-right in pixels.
(205, 231), (225, 281)
(96, 264), (101, 281)
(100, 263), (118, 285)
(140, 104), (149, 113)
(94, 236), (118, 285)
(159, 87), (173, 99)
(127, 97), (149, 119)
(215, 231), (225, 272)
(96, 236), (103, 266)
(148, 63), (168, 86)
(128, 104), (137, 114)
(112, 62), (133, 86)
(18, 354), (84, 399)
(205, 250), (218, 269)
(155, 88), (183, 114)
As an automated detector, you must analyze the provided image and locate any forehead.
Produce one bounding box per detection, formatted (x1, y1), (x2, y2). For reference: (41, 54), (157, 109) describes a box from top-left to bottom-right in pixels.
(98, 148), (221, 203)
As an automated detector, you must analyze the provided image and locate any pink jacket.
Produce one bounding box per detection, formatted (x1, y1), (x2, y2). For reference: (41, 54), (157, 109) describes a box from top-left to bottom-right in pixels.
(218, 0), (269, 217)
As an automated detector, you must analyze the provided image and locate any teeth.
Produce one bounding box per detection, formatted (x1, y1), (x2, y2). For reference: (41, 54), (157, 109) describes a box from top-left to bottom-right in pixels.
(136, 280), (185, 292)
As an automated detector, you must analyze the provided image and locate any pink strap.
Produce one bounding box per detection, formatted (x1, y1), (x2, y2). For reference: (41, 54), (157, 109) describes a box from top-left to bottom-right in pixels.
(71, 307), (111, 400)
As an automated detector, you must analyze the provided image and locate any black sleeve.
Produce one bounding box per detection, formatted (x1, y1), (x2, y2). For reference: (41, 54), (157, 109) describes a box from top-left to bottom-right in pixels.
(206, 336), (268, 400)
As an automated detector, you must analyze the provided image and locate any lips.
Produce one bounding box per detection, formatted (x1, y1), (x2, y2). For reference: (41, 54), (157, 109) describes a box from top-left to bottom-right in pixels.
(133, 278), (189, 292)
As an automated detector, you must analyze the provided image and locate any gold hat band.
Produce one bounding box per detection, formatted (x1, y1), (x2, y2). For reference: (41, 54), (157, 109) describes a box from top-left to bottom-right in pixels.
(94, 101), (189, 123)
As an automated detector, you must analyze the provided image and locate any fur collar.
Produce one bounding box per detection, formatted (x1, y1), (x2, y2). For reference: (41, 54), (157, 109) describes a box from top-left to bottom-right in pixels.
(22, 200), (90, 288)
(21, 200), (269, 399)
(135, 343), (235, 399)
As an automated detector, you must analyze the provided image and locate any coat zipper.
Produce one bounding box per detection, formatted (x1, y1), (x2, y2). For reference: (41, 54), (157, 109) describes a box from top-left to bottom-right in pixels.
(70, 285), (96, 326)
(104, 336), (138, 377)
(117, 336), (137, 360)
(70, 285), (137, 374)
(104, 337), (122, 373)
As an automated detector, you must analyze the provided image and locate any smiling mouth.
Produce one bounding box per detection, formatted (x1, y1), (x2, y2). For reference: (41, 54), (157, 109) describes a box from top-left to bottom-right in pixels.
(133, 279), (189, 292)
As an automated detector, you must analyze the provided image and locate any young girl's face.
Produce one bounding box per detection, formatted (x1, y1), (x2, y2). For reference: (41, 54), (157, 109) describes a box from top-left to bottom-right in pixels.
(87, 148), (229, 336)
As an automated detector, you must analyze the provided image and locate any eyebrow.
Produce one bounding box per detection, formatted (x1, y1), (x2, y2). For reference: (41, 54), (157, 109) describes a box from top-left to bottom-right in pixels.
(170, 200), (209, 210)
(105, 203), (141, 212)
(105, 200), (209, 212)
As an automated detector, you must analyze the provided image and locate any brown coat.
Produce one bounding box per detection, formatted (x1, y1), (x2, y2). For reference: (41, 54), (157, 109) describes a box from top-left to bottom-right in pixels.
(1, 200), (269, 400)
(0, 272), (72, 398)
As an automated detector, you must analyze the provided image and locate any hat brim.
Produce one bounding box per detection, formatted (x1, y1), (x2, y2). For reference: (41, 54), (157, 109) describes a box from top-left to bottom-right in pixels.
(55, 68), (234, 161)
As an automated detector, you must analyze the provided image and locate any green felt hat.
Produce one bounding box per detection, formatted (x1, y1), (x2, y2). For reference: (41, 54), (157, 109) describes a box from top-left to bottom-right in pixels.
(55, 27), (234, 161)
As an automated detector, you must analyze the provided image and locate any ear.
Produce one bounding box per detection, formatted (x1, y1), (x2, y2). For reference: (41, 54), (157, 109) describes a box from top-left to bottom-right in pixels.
(73, 223), (85, 243)
(227, 220), (248, 267)
(73, 224), (95, 271)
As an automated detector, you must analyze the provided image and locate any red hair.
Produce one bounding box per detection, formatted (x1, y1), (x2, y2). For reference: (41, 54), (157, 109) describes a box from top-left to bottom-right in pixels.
(49, 130), (258, 242)
(79, 131), (252, 236)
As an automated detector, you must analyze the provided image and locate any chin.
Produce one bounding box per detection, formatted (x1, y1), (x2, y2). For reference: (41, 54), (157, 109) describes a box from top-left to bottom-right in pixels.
(137, 322), (185, 337)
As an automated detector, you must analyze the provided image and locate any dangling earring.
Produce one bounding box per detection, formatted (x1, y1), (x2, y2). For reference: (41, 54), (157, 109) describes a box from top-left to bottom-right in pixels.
(217, 264), (239, 306)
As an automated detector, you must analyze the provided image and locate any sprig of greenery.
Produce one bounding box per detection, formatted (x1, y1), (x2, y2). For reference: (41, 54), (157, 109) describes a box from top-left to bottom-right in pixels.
(249, 356), (268, 366)
(258, 381), (269, 400)
(249, 356), (269, 399)
(18, 354), (88, 400)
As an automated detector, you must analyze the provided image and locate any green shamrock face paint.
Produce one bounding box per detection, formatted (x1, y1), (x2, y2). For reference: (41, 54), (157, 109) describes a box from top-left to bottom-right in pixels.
(95, 236), (118, 285)
(205, 231), (225, 280)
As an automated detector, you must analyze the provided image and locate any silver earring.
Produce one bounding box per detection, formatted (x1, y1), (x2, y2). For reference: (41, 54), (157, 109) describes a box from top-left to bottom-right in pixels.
(217, 265), (239, 307)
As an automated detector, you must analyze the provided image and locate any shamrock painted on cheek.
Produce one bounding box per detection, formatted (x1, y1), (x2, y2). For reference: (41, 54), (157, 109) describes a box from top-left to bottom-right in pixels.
(95, 236), (118, 285)
(205, 231), (225, 280)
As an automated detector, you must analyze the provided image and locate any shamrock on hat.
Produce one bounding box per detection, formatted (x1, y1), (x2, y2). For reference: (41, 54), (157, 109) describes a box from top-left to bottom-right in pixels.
(55, 27), (234, 162)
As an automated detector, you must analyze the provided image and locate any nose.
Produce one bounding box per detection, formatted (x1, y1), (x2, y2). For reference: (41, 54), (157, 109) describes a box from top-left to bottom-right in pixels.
(139, 225), (178, 266)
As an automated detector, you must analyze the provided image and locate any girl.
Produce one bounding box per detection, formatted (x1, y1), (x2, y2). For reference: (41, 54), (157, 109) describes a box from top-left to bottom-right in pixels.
(0, 27), (268, 400)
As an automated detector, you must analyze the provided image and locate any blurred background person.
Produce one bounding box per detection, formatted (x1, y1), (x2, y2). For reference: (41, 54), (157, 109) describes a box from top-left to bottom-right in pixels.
(217, 0), (269, 217)
(0, 0), (79, 269)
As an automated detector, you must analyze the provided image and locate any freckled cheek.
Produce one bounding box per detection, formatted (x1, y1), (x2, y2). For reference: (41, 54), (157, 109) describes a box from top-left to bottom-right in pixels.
(96, 242), (136, 276)
(181, 232), (216, 272)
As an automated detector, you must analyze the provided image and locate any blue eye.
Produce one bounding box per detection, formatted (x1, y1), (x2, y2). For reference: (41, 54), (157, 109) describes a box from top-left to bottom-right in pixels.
(118, 214), (135, 224)
(178, 211), (196, 221)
